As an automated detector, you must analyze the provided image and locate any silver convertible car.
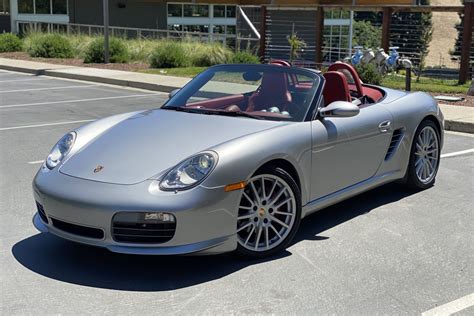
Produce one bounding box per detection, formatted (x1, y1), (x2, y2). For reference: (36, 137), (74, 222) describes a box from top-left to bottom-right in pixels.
(32, 61), (443, 257)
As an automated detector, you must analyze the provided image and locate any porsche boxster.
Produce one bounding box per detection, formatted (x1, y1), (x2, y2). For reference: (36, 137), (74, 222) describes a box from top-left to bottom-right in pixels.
(32, 61), (443, 257)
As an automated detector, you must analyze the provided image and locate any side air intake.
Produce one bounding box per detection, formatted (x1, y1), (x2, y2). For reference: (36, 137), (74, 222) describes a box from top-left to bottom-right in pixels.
(385, 128), (404, 161)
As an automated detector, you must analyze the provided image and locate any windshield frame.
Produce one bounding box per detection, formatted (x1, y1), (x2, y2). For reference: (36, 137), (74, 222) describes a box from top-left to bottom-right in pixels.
(162, 64), (324, 122)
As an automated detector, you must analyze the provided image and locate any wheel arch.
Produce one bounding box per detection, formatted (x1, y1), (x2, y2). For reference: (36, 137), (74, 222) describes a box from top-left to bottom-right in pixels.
(254, 158), (302, 192)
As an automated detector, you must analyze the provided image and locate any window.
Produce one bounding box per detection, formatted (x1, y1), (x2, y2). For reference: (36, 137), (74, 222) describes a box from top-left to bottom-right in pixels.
(213, 5), (225, 18)
(35, 0), (50, 14)
(213, 25), (225, 34)
(18, 0), (34, 14)
(226, 25), (236, 35)
(226, 6), (236, 18)
(183, 4), (208, 18)
(52, 0), (67, 15)
(0, 0), (10, 14)
(183, 25), (209, 33)
(168, 4), (182, 17)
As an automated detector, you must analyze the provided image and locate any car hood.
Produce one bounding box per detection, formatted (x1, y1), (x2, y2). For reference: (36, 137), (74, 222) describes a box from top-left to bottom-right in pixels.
(60, 109), (286, 185)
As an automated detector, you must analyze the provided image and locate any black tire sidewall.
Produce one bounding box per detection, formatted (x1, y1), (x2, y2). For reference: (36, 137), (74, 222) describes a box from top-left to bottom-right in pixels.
(236, 167), (302, 258)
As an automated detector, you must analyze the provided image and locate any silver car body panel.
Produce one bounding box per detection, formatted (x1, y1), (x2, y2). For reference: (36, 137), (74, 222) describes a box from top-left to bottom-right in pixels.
(32, 68), (444, 255)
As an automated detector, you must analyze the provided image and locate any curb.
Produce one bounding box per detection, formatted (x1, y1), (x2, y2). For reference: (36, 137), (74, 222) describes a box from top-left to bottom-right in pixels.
(444, 119), (474, 134)
(44, 70), (180, 93)
(1, 63), (473, 134)
(0, 64), (181, 93)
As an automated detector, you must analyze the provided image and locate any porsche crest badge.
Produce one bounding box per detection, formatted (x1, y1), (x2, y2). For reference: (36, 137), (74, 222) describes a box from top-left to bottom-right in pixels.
(93, 165), (104, 173)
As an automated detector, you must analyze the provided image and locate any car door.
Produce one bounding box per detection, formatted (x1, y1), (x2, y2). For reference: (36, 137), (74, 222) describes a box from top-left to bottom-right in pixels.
(309, 104), (393, 201)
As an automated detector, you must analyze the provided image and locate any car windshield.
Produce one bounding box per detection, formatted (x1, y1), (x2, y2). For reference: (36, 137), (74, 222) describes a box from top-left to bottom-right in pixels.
(163, 64), (321, 122)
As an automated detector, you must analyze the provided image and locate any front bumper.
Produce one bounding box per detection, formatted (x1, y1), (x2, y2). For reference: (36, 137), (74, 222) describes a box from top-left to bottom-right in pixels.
(32, 168), (241, 255)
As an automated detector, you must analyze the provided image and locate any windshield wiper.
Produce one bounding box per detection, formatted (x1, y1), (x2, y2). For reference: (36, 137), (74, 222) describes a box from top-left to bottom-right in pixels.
(211, 110), (263, 120)
(163, 106), (262, 120)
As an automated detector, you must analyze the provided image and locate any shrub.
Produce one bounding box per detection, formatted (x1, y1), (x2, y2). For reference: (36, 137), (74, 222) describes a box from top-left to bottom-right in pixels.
(84, 37), (130, 63)
(68, 35), (95, 59)
(150, 41), (187, 68)
(232, 51), (260, 64)
(126, 39), (156, 63)
(0, 33), (23, 52)
(355, 63), (383, 85)
(26, 33), (73, 58)
(188, 43), (234, 67)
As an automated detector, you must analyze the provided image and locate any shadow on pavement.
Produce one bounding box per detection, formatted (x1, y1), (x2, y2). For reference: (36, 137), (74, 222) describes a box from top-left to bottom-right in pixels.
(12, 183), (416, 292)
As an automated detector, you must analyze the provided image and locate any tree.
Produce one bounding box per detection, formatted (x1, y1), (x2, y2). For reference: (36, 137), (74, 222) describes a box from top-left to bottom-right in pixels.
(354, 0), (433, 68)
(352, 20), (381, 49)
(287, 31), (306, 63)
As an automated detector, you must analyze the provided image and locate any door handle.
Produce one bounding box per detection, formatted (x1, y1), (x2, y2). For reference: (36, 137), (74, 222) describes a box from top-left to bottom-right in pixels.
(378, 120), (391, 132)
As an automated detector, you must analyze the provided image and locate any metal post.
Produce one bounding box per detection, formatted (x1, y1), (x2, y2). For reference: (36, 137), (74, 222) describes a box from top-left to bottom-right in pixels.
(103, 0), (110, 64)
(459, 1), (473, 84)
(315, 7), (324, 67)
(405, 67), (412, 92)
(258, 6), (267, 61)
(348, 10), (354, 59)
(381, 7), (392, 52)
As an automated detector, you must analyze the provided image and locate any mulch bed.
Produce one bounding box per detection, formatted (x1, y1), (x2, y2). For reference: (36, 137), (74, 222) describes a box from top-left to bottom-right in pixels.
(0, 52), (149, 72)
(1, 53), (472, 107)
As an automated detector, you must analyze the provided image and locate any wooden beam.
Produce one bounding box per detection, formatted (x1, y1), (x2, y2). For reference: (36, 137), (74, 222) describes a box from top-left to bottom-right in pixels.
(381, 7), (392, 52)
(315, 7), (324, 66)
(459, 2), (473, 84)
(258, 6), (267, 61)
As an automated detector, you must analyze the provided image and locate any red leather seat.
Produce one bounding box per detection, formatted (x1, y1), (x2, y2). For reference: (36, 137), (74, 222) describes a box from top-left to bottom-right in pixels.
(247, 72), (292, 112)
(323, 71), (351, 105)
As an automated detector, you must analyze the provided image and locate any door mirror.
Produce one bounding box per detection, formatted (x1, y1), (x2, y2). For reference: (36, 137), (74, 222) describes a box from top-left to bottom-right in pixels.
(319, 101), (360, 118)
(168, 89), (180, 99)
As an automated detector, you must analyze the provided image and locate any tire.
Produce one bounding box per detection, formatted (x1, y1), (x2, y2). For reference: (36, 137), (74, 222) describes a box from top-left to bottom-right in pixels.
(405, 119), (441, 190)
(235, 167), (302, 258)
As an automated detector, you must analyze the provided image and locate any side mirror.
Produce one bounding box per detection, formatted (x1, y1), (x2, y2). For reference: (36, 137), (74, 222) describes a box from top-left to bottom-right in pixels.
(319, 101), (360, 118)
(168, 89), (180, 99)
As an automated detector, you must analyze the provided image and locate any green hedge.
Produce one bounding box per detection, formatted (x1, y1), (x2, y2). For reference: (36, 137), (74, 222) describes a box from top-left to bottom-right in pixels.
(0, 33), (23, 52)
(26, 33), (74, 58)
(232, 51), (260, 64)
(84, 37), (130, 63)
(150, 41), (188, 68)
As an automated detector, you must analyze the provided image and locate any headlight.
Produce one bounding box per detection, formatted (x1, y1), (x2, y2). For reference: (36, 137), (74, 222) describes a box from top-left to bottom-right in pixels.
(159, 152), (217, 191)
(45, 132), (76, 170)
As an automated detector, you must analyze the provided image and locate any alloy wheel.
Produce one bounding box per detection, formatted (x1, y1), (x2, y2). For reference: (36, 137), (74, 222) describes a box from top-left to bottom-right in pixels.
(237, 174), (296, 252)
(414, 126), (439, 184)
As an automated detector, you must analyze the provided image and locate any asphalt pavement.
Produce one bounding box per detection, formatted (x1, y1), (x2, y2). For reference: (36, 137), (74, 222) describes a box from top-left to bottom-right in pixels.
(0, 70), (473, 315)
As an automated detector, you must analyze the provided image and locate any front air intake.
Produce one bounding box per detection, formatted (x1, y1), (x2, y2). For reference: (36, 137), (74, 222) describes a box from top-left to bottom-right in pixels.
(112, 212), (176, 244)
(385, 128), (404, 161)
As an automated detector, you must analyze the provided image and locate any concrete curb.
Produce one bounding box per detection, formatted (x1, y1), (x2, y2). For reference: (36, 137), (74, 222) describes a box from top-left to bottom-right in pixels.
(444, 119), (474, 134)
(1, 62), (473, 134)
(43, 70), (180, 93)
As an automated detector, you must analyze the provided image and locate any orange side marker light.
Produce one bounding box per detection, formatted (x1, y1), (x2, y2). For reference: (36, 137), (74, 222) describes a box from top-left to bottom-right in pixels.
(224, 181), (246, 192)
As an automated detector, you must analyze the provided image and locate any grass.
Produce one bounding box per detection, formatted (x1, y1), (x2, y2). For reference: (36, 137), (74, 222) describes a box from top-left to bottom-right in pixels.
(382, 74), (470, 94)
(139, 67), (206, 77)
(139, 67), (470, 95)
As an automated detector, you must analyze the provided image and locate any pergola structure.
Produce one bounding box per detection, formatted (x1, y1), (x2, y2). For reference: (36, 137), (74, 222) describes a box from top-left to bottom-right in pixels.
(175, 0), (471, 84)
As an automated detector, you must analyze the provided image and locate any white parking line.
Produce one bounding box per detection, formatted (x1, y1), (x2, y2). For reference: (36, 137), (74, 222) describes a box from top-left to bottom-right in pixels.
(0, 78), (50, 83)
(0, 119), (95, 131)
(28, 160), (44, 165)
(422, 293), (474, 316)
(0, 93), (161, 109)
(0, 84), (98, 93)
(441, 148), (474, 158)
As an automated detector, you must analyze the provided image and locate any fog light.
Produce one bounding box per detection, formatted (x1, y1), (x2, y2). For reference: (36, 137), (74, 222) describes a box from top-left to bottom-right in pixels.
(113, 212), (176, 224)
(143, 212), (175, 222)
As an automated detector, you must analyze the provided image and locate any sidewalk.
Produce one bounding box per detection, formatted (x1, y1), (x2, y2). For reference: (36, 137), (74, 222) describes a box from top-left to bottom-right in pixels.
(1, 57), (472, 133)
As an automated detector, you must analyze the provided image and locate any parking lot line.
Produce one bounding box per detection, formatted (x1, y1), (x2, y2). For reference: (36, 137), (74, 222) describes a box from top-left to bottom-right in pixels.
(28, 160), (44, 165)
(0, 84), (99, 93)
(0, 93), (161, 109)
(0, 78), (51, 83)
(440, 148), (474, 158)
(421, 293), (474, 316)
(0, 119), (95, 131)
